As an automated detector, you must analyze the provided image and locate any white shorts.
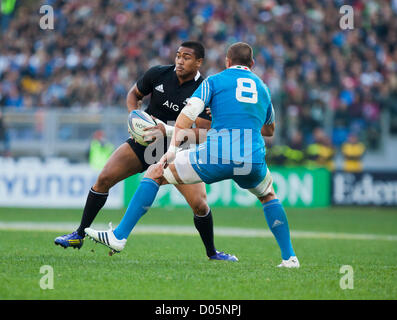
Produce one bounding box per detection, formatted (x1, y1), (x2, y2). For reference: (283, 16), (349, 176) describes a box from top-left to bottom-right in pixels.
(163, 149), (203, 184)
(163, 149), (273, 198)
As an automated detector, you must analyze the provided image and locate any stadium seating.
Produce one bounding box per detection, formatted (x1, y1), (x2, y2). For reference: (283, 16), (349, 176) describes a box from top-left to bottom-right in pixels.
(1, 0), (397, 153)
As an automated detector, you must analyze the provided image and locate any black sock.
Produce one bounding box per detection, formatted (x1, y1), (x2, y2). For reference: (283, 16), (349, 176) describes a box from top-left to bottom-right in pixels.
(76, 188), (108, 237)
(193, 209), (216, 257)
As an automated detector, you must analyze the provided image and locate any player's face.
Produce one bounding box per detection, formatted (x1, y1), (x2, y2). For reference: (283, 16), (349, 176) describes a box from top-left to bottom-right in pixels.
(175, 47), (202, 79)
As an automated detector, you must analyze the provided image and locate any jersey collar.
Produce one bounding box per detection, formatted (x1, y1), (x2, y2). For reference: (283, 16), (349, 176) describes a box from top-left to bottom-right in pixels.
(229, 65), (251, 71)
(194, 71), (201, 81)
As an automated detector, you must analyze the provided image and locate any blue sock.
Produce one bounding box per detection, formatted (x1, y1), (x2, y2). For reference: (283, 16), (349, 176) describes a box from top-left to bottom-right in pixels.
(113, 178), (159, 240)
(262, 199), (295, 260)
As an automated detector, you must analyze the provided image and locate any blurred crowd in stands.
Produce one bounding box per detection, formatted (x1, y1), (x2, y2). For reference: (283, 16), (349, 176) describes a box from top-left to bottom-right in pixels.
(1, 0), (397, 167)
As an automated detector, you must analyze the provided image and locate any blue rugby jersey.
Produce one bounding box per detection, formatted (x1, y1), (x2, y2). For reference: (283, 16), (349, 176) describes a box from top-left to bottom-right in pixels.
(191, 65), (274, 163)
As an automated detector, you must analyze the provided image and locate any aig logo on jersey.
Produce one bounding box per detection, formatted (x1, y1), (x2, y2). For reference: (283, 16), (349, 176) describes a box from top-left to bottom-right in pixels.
(163, 98), (188, 112)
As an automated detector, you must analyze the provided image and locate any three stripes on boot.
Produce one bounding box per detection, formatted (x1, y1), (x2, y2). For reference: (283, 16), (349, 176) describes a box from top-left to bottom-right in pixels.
(97, 232), (110, 246)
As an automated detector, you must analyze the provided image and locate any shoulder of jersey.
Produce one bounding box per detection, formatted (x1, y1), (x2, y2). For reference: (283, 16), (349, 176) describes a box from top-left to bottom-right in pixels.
(205, 71), (225, 84)
(203, 74), (217, 82)
(149, 64), (175, 75)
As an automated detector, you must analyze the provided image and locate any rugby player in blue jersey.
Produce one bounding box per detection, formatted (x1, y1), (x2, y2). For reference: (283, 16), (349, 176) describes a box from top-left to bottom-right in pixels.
(86, 42), (299, 268)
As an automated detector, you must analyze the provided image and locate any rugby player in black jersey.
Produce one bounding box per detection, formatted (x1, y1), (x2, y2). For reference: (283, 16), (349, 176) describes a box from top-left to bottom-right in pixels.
(55, 41), (237, 261)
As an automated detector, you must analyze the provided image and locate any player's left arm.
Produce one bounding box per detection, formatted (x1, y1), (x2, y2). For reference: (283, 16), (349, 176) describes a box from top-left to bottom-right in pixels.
(192, 115), (211, 144)
(262, 88), (276, 137)
(172, 97), (206, 148)
(173, 77), (213, 147)
(143, 107), (210, 144)
(159, 101), (205, 165)
(262, 122), (275, 137)
(160, 78), (212, 163)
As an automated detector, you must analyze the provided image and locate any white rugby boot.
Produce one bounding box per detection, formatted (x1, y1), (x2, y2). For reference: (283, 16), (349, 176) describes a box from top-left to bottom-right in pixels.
(277, 256), (300, 268)
(85, 223), (127, 255)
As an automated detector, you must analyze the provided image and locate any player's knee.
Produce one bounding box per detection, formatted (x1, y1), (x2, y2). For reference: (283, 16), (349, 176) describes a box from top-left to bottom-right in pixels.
(143, 164), (157, 179)
(94, 170), (116, 193)
(143, 164), (164, 185)
(258, 189), (277, 204)
(191, 198), (209, 216)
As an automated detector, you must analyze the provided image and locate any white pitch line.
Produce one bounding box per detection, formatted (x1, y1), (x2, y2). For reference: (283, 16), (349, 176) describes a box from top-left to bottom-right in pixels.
(0, 221), (397, 241)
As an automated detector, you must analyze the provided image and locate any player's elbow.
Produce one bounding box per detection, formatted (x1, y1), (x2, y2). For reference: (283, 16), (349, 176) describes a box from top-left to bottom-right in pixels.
(262, 123), (275, 137)
(126, 89), (136, 111)
(126, 85), (144, 111)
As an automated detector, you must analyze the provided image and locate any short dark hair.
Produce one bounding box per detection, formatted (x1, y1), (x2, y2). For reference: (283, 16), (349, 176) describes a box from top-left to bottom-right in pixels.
(226, 42), (253, 67)
(180, 41), (205, 60)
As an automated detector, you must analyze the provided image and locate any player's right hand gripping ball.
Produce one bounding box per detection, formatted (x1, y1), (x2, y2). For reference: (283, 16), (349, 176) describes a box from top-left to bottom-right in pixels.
(127, 110), (157, 146)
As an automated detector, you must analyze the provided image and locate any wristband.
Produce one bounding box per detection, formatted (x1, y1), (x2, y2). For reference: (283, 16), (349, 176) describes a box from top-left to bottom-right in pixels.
(164, 124), (175, 137)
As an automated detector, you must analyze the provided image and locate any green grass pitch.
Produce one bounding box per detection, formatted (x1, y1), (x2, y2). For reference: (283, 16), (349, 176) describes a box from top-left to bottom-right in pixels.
(0, 206), (396, 300)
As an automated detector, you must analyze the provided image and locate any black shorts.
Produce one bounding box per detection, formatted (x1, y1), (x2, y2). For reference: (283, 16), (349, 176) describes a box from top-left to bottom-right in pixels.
(126, 137), (169, 172)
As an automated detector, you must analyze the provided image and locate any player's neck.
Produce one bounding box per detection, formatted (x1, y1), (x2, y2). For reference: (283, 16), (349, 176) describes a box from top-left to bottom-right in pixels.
(228, 65), (251, 71)
(176, 71), (200, 85)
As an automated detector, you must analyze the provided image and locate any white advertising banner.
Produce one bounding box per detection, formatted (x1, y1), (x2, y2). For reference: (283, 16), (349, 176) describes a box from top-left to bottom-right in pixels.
(0, 158), (123, 208)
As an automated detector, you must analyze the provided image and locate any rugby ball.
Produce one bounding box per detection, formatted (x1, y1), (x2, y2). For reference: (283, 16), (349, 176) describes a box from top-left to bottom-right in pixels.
(127, 110), (156, 146)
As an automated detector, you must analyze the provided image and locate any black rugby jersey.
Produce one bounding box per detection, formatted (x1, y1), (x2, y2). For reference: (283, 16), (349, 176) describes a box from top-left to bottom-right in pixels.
(136, 64), (210, 123)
